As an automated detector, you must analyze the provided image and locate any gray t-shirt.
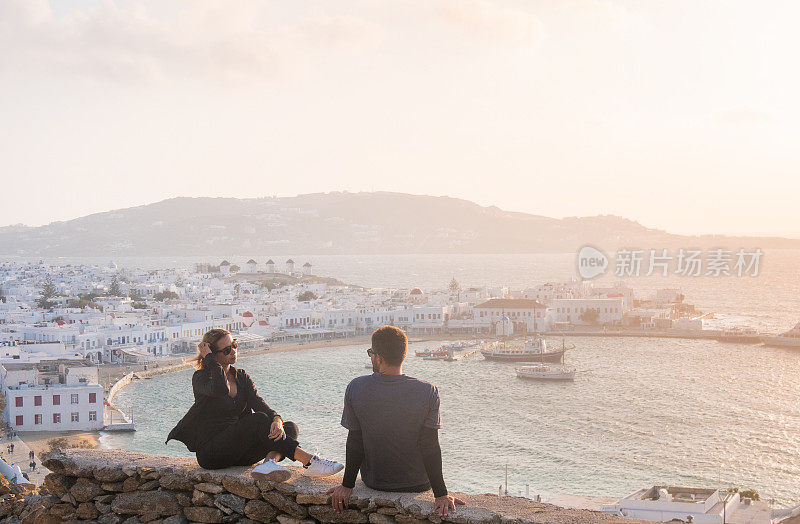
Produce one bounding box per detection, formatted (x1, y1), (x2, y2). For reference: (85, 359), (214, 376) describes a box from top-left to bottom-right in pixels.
(341, 373), (442, 491)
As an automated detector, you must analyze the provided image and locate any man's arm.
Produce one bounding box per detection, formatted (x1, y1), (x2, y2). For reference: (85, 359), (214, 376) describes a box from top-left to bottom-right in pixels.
(418, 426), (447, 498)
(342, 429), (364, 489)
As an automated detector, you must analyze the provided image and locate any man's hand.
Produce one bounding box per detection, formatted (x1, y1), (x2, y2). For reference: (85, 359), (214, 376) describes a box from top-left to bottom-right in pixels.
(268, 419), (285, 441)
(433, 495), (465, 517)
(326, 485), (353, 513)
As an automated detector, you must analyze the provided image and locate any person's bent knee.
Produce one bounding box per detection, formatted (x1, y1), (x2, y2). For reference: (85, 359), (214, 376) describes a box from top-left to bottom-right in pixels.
(283, 421), (299, 441)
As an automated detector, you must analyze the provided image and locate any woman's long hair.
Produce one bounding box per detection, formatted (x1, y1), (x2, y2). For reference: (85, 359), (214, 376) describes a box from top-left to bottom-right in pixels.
(188, 328), (231, 370)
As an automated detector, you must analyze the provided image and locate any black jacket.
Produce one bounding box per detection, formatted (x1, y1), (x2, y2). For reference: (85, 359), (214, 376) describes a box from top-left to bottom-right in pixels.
(166, 353), (279, 452)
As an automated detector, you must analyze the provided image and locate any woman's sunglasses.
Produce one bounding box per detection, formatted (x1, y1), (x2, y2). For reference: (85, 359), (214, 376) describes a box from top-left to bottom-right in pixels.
(214, 339), (238, 355)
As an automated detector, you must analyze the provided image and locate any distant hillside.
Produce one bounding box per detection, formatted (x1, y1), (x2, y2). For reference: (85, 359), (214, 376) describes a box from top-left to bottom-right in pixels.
(1, 192), (797, 256)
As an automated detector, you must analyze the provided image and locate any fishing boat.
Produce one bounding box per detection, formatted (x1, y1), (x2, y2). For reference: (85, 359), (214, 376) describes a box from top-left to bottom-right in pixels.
(516, 364), (576, 381)
(716, 327), (761, 343)
(760, 323), (800, 348)
(422, 349), (452, 361)
(481, 336), (568, 363)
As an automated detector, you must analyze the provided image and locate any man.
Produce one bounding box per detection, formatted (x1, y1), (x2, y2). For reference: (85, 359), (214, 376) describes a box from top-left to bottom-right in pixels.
(328, 326), (464, 516)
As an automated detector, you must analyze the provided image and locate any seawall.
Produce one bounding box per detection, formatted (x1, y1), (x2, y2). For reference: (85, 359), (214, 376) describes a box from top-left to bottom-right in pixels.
(13, 448), (645, 523)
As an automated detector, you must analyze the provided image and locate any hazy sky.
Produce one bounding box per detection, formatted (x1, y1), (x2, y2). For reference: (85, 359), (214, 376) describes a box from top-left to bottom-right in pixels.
(1, 0), (798, 236)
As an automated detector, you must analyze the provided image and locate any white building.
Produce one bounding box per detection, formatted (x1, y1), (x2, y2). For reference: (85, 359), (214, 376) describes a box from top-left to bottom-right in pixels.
(285, 259), (295, 274)
(548, 298), (623, 327)
(266, 259), (275, 273)
(302, 262), (313, 276)
(1, 364), (104, 432)
(473, 299), (548, 334)
(245, 259), (259, 274)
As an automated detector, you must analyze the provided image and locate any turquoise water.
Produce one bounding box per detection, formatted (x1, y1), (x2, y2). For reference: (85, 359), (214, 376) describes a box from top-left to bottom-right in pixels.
(106, 337), (800, 505)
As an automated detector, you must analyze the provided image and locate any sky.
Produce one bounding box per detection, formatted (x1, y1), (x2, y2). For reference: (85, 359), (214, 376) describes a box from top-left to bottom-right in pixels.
(1, 0), (798, 237)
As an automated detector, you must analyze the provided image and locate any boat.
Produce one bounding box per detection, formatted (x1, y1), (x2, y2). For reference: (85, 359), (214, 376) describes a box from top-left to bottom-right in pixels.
(441, 340), (483, 351)
(422, 349), (452, 361)
(516, 364), (576, 381)
(481, 336), (568, 363)
(760, 323), (800, 348)
(716, 327), (761, 343)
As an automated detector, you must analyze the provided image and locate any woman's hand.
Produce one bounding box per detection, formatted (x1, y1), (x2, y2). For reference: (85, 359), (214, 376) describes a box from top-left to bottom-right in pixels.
(197, 342), (212, 358)
(269, 418), (286, 441)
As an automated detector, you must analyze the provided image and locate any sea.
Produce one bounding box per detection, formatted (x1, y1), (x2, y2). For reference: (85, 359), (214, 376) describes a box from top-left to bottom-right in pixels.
(10, 251), (800, 504)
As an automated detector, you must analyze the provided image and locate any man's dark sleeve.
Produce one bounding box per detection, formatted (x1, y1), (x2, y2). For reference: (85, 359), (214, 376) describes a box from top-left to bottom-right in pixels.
(342, 430), (364, 489)
(419, 427), (447, 498)
(192, 353), (229, 398)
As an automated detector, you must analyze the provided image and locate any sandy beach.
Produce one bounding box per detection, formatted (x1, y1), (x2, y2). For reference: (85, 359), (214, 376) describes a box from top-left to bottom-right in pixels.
(18, 430), (100, 458)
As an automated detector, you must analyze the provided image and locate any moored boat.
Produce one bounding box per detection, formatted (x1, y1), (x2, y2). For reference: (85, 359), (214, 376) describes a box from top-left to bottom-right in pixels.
(760, 323), (800, 348)
(481, 336), (568, 363)
(716, 327), (761, 343)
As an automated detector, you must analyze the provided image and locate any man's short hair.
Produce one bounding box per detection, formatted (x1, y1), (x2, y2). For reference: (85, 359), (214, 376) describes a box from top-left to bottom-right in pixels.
(371, 325), (407, 366)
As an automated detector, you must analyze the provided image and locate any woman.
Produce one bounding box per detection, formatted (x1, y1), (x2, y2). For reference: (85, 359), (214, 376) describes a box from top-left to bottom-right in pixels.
(166, 329), (342, 481)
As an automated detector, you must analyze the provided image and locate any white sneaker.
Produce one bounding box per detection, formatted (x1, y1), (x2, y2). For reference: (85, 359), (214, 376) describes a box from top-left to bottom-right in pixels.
(303, 455), (344, 478)
(251, 459), (291, 482)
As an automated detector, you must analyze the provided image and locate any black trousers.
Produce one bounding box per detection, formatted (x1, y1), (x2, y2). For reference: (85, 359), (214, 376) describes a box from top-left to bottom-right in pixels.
(196, 412), (300, 469)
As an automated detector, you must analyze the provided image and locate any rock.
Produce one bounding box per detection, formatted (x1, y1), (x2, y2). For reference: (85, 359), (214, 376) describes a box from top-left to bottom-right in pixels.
(183, 506), (224, 523)
(307, 505), (368, 524)
(122, 517), (142, 524)
(378, 508), (399, 515)
(174, 491), (192, 507)
(214, 493), (246, 515)
(163, 515), (189, 524)
(122, 477), (141, 492)
(275, 482), (298, 495)
(195, 483), (225, 495)
(276, 515), (316, 524)
(70, 477), (106, 502)
(112, 491), (180, 516)
(96, 500), (113, 515)
(221, 478), (260, 499)
(192, 490), (214, 507)
(121, 466), (138, 477)
(296, 493), (331, 505)
(263, 490), (307, 518)
(94, 467), (128, 483)
(138, 480), (161, 491)
(102, 482), (126, 492)
(76, 501), (100, 520)
(60, 492), (76, 505)
(160, 474), (194, 492)
(254, 480), (276, 493)
(42, 475), (74, 498)
(244, 500), (278, 523)
(96, 494), (116, 504)
(97, 513), (125, 524)
(369, 513), (395, 524)
(137, 468), (160, 480)
(46, 503), (76, 520)
(140, 512), (163, 523)
(393, 514), (424, 524)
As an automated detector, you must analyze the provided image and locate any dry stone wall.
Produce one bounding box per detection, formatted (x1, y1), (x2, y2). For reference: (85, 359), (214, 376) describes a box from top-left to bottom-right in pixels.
(3, 449), (643, 524)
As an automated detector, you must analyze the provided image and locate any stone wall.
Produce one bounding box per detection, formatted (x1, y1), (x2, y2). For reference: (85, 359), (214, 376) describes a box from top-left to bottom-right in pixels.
(6, 449), (643, 524)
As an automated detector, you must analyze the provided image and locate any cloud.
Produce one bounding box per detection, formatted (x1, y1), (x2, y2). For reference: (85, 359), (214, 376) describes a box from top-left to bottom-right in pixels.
(716, 108), (772, 125)
(437, 0), (543, 45)
(0, 0), (383, 85)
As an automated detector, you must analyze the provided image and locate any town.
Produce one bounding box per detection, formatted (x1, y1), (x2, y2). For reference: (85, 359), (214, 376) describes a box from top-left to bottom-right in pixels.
(0, 257), (710, 437)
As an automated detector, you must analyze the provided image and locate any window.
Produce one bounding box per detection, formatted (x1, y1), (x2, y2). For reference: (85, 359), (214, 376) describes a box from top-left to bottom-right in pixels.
(34, 395), (42, 406)
(71, 394), (79, 404)
(15, 415), (23, 426)
(14, 397), (22, 408)
(71, 412), (79, 422)
(53, 395), (60, 406)
(34, 414), (42, 425)
(53, 413), (61, 424)
(89, 411), (97, 422)
(89, 393), (96, 403)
